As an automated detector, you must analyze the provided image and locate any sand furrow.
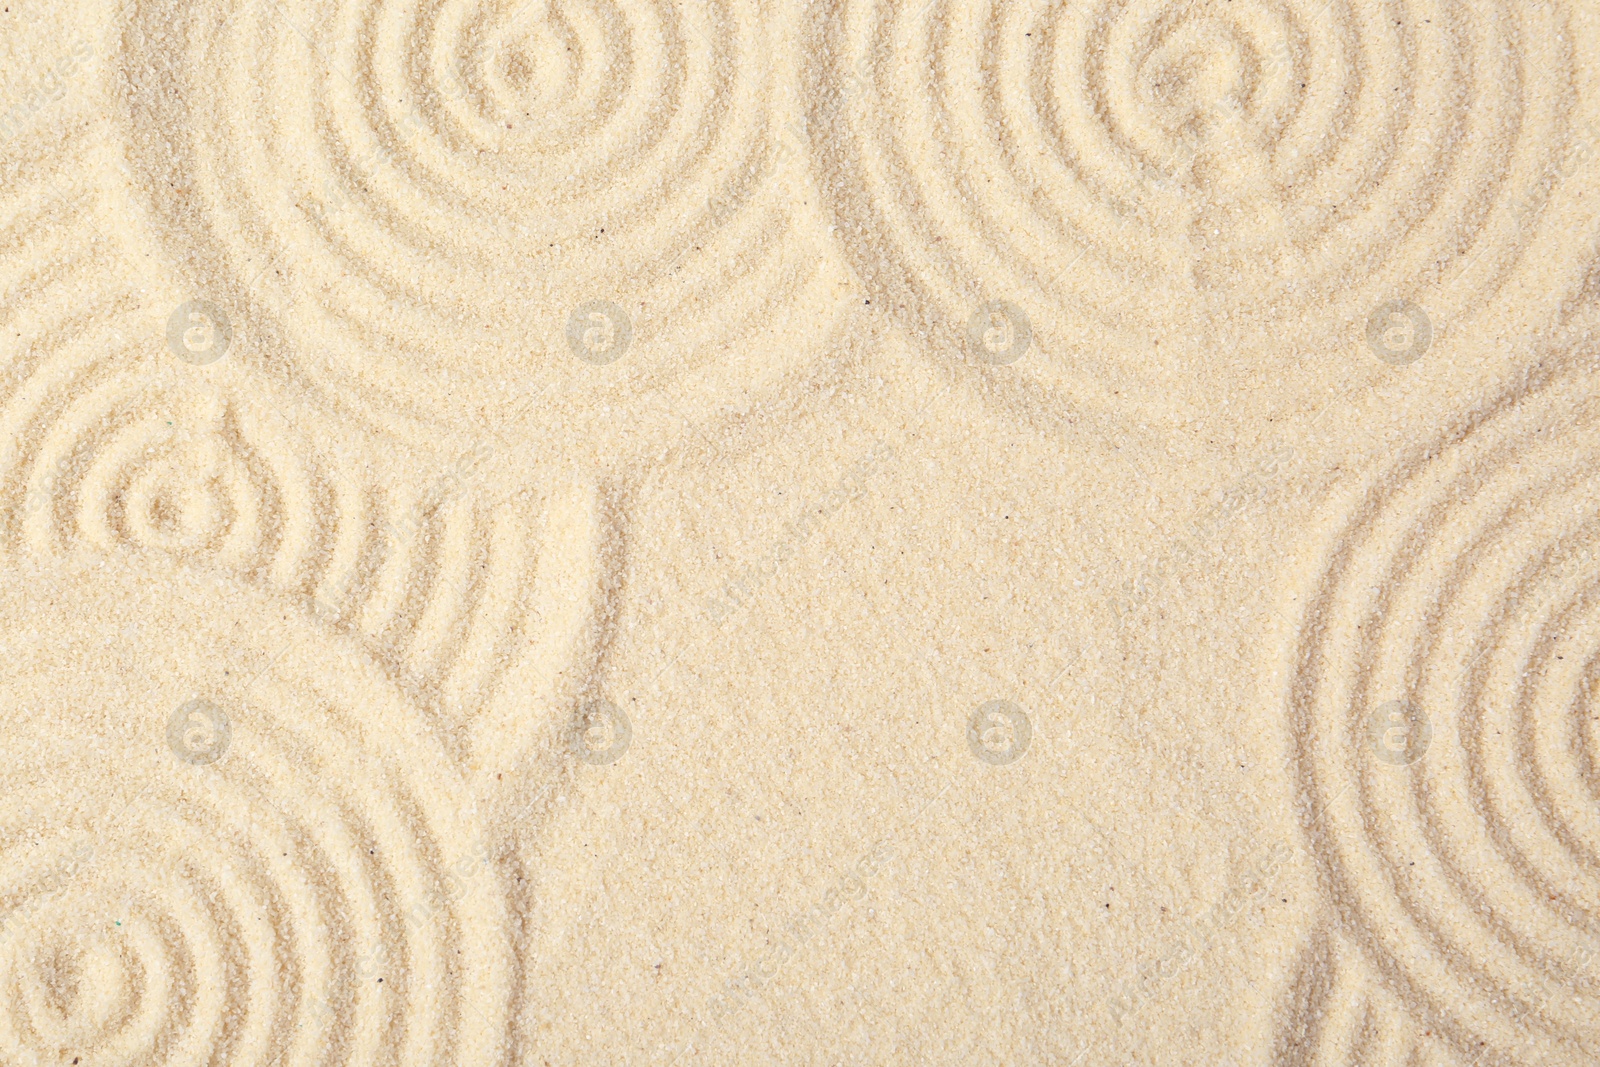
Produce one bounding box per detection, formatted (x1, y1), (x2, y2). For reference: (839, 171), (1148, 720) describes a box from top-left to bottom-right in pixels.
(113, 0), (846, 464)
(804, 0), (1599, 427)
(0, 556), (513, 1067)
(1284, 332), (1600, 1063)
(0, 276), (605, 743)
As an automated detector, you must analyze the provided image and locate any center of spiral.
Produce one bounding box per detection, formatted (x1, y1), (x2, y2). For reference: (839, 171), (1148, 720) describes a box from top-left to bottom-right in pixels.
(1141, 17), (1251, 137)
(17, 926), (130, 1047)
(133, 470), (230, 551)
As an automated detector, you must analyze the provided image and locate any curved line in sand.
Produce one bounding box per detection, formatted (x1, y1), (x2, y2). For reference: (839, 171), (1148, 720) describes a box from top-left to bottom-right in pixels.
(804, 0), (1589, 422)
(0, 287), (594, 748)
(1286, 349), (1600, 1062)
(0, 559), (513, 1067)
(114, 0), (828, 457)
(1274, 928), (1437, 1066)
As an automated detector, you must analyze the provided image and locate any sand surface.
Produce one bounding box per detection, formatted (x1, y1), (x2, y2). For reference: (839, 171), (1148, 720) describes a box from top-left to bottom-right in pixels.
(2, 0), (1599, 1063)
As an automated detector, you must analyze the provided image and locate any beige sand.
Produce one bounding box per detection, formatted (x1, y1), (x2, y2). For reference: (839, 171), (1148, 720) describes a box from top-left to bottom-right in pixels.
(2, 0), (1599, 1063)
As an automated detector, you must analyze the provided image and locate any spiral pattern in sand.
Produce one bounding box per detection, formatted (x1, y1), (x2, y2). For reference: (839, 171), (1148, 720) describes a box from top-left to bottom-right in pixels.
(117, 0), (830, 457)
(1273, 929), (1452, 1066)
(0, 556), (511, 1067)
(0, 279), (592, 728)
(1286, 356), (1600, 1062)
(805, 0), (1592, 421)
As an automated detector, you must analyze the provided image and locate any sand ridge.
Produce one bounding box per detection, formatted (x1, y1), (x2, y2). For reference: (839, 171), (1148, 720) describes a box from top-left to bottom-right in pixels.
(1279, 323), (1600, 1064)
(0, 555), (515, 1065)
(113, 0), (858, 463)
(0, 285), (614, 762)
(804, 0), (1600, 429)
(1, 0), (1599, 1063)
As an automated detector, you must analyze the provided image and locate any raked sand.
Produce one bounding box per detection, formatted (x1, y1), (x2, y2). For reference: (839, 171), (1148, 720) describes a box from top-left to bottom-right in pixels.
(2, 0), (1600, 1064)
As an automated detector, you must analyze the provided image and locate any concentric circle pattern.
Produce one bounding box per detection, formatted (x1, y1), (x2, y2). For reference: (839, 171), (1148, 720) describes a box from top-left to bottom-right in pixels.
(0, 555), (511, 1067)
(1, 324), (313, 577)
(806, 0), (1593, 422)
(117, 0), (834, 457)
(0, 283), (582, 728)
(1273, 929), (1442, 1065)
(1287, 351), (1600, 1062)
